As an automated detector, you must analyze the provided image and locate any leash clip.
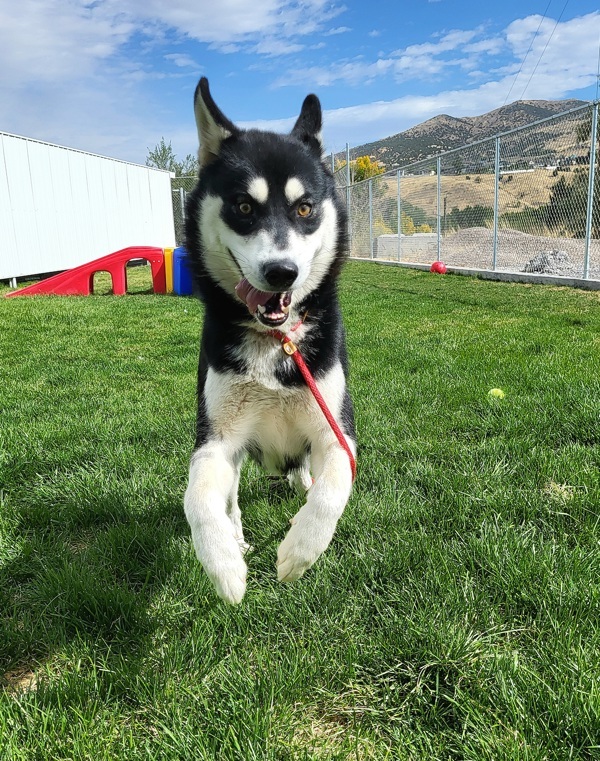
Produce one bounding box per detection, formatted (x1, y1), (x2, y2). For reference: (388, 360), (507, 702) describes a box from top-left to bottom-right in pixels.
(282, 339), (297, 355)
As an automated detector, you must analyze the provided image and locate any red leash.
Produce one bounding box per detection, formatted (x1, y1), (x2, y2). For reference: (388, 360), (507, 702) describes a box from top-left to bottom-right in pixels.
(267, 323), (356, 482)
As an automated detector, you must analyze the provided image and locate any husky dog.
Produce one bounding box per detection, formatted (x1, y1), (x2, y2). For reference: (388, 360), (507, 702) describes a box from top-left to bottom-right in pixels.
(183, 78), (356, 604)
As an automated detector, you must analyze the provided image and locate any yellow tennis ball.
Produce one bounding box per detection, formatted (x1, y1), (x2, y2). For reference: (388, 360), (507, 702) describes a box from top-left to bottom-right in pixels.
(488, 388), (505, 399)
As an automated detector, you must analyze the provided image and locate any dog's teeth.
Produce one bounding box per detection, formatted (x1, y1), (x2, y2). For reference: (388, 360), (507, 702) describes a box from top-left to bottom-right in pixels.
(257, 304), (266, 314)
(282, 305), (289, 314)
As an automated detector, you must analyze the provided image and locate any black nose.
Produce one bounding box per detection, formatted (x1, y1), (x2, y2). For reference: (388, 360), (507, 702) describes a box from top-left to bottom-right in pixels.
(262, 260), (298, 290)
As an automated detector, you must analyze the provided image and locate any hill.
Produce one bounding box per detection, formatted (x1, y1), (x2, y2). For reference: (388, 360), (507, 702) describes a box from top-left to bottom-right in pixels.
(346, 99), (589, 168)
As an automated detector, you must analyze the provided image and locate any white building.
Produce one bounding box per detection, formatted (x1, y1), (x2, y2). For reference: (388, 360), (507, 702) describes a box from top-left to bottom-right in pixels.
(0, 132), (176, 282)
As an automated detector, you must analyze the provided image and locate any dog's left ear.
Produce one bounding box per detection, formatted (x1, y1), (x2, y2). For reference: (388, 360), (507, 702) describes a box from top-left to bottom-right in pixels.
(291, 94), (324, 154)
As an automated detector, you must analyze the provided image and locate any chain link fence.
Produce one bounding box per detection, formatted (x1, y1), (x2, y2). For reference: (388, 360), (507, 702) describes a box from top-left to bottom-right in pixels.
(171, 176), (197, 246)
(343, 101), (600, 282)
(170, 103), (599, 281)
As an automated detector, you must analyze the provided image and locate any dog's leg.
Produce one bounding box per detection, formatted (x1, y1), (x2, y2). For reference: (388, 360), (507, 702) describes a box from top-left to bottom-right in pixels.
(227, 454), (251, 555)
(277, 438), (355, 582)
(286, 455), (313, 494)
(184, 443), (247, 604)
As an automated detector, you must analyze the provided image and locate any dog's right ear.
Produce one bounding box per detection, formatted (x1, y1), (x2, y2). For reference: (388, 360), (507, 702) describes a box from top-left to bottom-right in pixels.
(194, 78), (240, 167)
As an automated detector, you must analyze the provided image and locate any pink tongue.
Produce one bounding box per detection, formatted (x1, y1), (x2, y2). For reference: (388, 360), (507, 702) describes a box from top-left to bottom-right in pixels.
(235, 278), (273, 314)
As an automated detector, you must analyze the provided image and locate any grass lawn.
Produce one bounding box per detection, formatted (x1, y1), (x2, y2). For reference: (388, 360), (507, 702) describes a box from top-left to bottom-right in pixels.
(1, 264), (599, 759)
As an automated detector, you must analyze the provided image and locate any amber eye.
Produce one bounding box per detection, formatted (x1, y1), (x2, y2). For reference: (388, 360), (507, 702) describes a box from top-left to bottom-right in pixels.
(238, 201), (253, 215)
(297, 202), (312, 218)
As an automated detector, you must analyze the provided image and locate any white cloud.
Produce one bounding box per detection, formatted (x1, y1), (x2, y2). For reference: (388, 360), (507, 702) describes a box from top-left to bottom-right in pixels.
(0, 0), (134, 86)
(0, 76), (160, 162)
(0, 0), (345, 90)
(503, 12), (600, 99)
(272, 46), (471, 88)
(273, 58), (396, 87)
(272, 11), (600, 97)
(0, 0), (348, 159)
(325, 26), (351, 36)
(213, 43), (243, 54)
(253, 39), (305, 57)
(122, 0), (345, 45)
(393, 28), (482, 58)
(238, 116), (296, 133)
(272, 26), (495, 87)
(463, 38), (504, 55)
(164, 53), (199, 68)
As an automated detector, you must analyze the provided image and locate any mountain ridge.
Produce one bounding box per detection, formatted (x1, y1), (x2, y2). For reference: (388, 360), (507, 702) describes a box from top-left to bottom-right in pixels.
(344, 99), (589, 168)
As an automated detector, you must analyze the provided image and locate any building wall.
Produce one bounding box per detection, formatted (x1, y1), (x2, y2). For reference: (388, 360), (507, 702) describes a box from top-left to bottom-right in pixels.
(0, 132), (176, 280)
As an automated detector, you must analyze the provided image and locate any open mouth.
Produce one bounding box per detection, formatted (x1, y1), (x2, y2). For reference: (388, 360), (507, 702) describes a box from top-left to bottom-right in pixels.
(235, 278), (291, 327)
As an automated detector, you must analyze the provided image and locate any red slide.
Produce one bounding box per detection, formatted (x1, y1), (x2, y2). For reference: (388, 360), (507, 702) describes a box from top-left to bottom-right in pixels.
(5, 246), (166, 298)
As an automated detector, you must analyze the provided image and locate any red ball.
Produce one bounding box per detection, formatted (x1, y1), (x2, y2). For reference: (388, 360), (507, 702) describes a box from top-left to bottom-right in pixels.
(430, 261), (447, 274)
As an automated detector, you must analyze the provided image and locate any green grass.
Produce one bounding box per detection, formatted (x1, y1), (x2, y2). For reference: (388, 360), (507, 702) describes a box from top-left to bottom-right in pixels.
(1, 264), (599, 759)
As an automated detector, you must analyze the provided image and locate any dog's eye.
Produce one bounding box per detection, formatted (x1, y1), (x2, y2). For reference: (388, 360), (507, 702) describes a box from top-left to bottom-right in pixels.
(238, 201), (253, 216)
(297, 202), (312, 218)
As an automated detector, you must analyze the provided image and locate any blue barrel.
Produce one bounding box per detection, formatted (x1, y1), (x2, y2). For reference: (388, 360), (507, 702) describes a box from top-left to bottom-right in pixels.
(173, 246), (193, 296)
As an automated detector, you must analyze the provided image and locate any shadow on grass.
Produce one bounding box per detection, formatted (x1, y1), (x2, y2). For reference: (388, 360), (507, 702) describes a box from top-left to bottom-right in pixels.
(1, 492), (180, 667)
(0, 448), (305, 691)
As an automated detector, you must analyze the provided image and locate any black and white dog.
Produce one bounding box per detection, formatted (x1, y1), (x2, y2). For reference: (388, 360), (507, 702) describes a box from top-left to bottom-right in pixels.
(183, 78), (356, 604)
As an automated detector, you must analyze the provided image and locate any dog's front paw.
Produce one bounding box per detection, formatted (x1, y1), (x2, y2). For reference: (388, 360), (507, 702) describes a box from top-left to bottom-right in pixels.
(276, 506), (335, 582)
(191, 527), (247, 605)
(212, 555), (247, 605)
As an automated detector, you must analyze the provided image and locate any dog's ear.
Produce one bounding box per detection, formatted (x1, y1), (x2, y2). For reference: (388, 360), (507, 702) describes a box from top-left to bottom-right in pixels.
(291, 94), (324, 154)
(194, 78), (240, 167)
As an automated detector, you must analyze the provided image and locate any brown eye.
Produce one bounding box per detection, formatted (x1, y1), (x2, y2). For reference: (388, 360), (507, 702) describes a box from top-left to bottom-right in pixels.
(238, 201), (253, 215)
(297, 202), (312, 218)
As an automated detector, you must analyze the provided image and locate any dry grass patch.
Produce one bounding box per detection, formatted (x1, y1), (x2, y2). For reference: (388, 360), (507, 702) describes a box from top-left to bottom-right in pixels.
(3, 668), (39, 694)
(379, 169), (566, 217)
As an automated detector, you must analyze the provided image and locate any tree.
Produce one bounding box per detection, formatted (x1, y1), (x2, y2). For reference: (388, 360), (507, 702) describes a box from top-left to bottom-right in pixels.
(452, 156), (464, 176)
(352, 155), (385, 182)
(336, 155), (385, 183)
(547, 170), (599, 238)
(355, 155), (379, 181)
(445, 205), (494, 232)
(146, 137), (199, 177)
(400, 211), (415, 235)
(576, 115), (593, 145)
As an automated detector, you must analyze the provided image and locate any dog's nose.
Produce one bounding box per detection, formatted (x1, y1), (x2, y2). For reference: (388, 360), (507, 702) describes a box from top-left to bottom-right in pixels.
(262, 260), (298, 290)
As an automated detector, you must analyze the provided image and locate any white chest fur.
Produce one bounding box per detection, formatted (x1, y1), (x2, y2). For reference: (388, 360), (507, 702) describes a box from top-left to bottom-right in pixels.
(203, 353), (347, 471)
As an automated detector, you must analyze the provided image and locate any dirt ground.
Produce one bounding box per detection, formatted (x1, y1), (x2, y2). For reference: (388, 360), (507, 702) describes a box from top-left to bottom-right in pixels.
(357, 227), (600, 281)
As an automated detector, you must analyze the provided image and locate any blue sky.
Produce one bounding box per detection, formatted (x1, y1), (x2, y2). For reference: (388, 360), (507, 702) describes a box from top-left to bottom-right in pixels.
(0, 1), (599, 166)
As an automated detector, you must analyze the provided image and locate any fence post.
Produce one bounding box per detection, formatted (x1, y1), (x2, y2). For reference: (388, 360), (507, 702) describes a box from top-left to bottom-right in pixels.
(583, 102), (598, 280)
(493, 136), (500, 271)
(345, 143), (352, 253)
(345, 143), (351, 186)
(436, 157), (441, 262)
(368, 179), (374, 259)
(397, 169), (402, 262)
